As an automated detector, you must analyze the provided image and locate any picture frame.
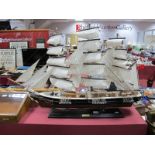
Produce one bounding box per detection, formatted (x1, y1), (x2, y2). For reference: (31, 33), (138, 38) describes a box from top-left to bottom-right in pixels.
(0, 48), (16, 70)
(9, 41), (28, 49)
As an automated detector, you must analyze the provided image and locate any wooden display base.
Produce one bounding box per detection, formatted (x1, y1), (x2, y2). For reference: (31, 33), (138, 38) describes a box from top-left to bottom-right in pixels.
(48, 108), (123, 118)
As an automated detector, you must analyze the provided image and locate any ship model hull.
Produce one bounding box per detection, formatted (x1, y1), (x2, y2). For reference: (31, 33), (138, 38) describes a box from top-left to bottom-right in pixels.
(35, 91), (141, 108)
(47, 97), (134, 108)
(32, 91), (141, 118)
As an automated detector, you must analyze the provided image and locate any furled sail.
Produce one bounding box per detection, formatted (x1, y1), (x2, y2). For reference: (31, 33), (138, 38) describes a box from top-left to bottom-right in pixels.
(49, 66), (70, 79)
(112, 49), (128, 60)
(50, 78), (75, 92)
(16, 59), (39, 83)
(106, 39), (124, 48)
(84, 53), (102, 63)
(46, 57), (68, 67)
(76, 29), (101, 40)
(47, 46), (66, 55)
(22, 65), (47, 88)
(78, 40), (102, 52)
(47, 34), (66, 46)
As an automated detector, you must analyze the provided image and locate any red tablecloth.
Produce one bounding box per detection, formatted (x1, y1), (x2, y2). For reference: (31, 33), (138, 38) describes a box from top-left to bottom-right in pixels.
(0, 106), (147, 135)
(138, 65), (155, 80)
(139, 79), (155, 87)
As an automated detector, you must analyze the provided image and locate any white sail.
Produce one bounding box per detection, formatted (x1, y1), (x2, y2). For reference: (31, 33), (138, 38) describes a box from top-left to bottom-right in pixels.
(46, 57), (68, 67)
(82, 65), (107, 78)
(70, 76), (82, 88)
(129, 64), (139, 89)
(68, 65), (82, 76)
(44, 30), (139, 93)
(66, 48), (84, 65)
(112, 49), (128, 59)
(47, 35), (65, 46)
(81, 78), (110, 89)
(66, 44), (85, 87)
(78, 40), (102, 52)
(28, 71), (51, 89)
(76, 29), (101, 40)
(112, 63), (139, 90)
(106, 39), (124, 48)
(113, 59), (133, 69)
(22, 65), (47, 87)
(50, 78), (75, 91)
(104, 49), (139, 90)
(16, 59), (39, 83)
(47, 46), (66, 55)
(46, 66), (53, 72)
(84, 53), (102, 63)
(101, 49), (128, 90)
(49, 66), (70, 79)
(69, 64), (83, 87)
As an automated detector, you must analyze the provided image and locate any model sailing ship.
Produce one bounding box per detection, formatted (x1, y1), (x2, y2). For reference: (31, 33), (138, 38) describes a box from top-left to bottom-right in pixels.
(18, 28), (140, 112)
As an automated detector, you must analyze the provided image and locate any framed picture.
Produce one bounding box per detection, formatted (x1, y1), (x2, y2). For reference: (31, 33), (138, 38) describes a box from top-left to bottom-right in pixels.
(9, 41), (28, 49)
(9, 41), (28, 67)
(0, 49), (16, 70)
(36, 38), (45, 48)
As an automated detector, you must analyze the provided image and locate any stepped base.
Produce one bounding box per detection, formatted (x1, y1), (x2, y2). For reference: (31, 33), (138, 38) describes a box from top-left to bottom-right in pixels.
(48, 108), (123, 118)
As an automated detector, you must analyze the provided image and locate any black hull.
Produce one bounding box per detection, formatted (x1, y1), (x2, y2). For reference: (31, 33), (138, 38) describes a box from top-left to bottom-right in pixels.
(51, 98), (134, 108)
(33, 93), (141, 108)
(31, 94), (141, 118)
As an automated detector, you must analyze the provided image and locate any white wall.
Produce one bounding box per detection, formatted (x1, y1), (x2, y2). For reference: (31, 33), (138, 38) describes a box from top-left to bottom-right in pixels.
(41, 21), (155, 44)
(10, 19), (35, 30)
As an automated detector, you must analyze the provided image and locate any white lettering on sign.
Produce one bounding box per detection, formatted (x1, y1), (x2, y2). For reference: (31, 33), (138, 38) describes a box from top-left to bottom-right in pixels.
(1, 38), (32, 43)
(76, 24), (133, 31)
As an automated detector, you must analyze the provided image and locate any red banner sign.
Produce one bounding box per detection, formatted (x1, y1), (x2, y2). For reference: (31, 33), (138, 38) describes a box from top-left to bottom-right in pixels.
(76, 24), (81, 32)
(0, 29), (49, 48)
